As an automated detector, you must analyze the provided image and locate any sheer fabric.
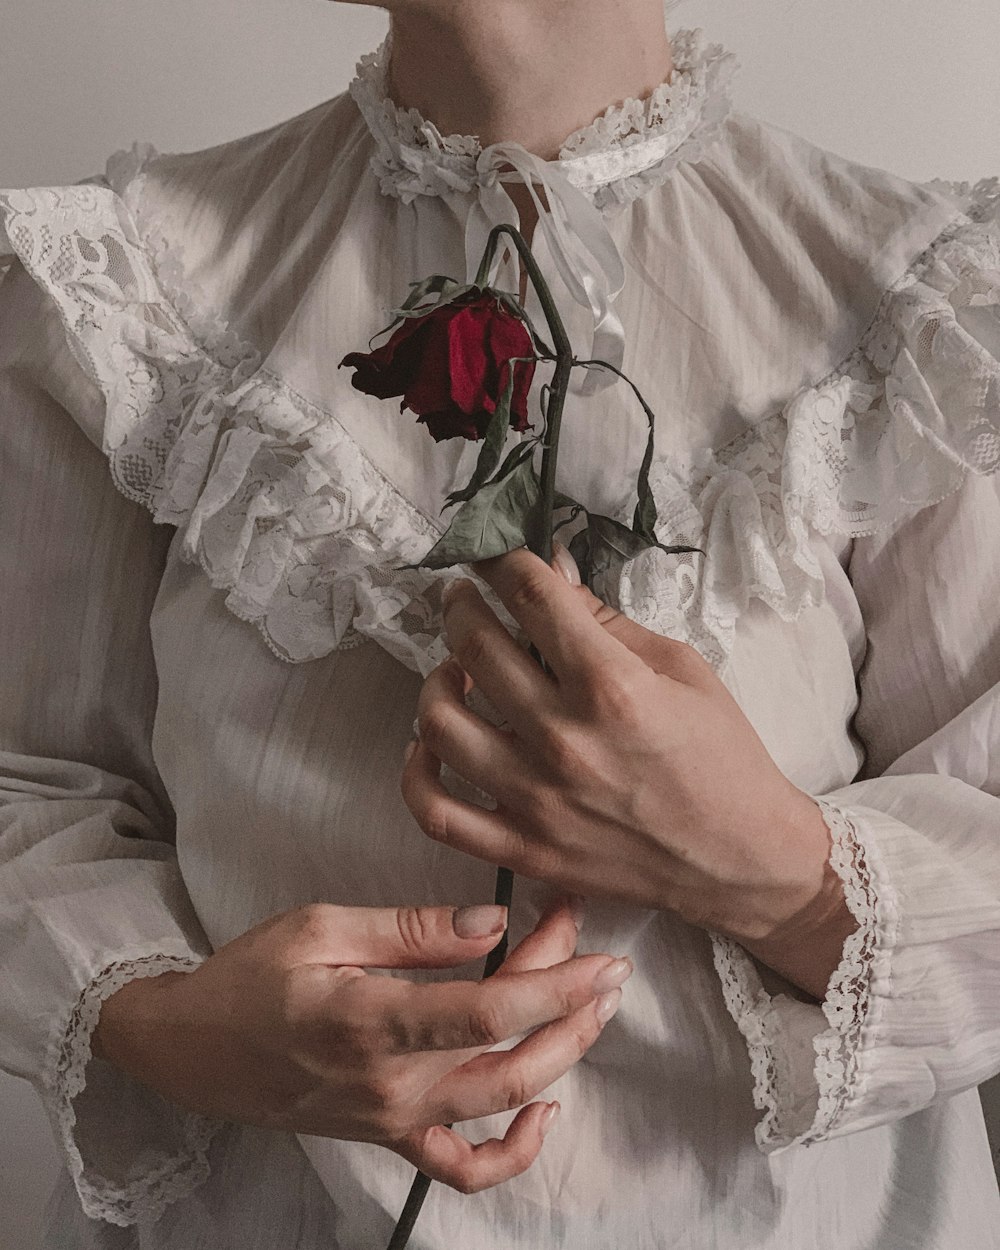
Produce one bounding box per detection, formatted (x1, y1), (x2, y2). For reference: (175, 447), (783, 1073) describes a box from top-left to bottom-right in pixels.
(2, 15), (1000, 1248)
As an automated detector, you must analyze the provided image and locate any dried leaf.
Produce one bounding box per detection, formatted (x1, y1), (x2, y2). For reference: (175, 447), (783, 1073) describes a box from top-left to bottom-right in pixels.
(410, 459), (544, 570)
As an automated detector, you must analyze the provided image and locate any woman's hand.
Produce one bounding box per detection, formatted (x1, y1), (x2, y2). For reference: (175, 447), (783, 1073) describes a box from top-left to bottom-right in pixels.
(91, 896), (632, 1194)
(402, 546), (849, 962)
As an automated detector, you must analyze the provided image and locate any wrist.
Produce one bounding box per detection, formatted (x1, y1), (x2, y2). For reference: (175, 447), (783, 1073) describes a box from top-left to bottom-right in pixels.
(738, 795), (858, 1001)
(91, 970), (189, 1074)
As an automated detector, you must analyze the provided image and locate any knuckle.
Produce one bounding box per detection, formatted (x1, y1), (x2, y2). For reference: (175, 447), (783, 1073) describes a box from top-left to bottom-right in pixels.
(509, 573), (550, 617)
(661, 635), (703, 672)
(364, 1074), (409, 1138)
(417, 705), (453, 754)
(539, 722), (589, 779)
(449, 1164), (484, 1196)
(452, 625), (492, 672)
(501, 1073), (531, 1113)
(394, 906), (435, 958)
(419, 799), (453, 845)
(595, 673), (642, 722)
(466, 999), (506, 1048)
(571, 1018), (595, 1060)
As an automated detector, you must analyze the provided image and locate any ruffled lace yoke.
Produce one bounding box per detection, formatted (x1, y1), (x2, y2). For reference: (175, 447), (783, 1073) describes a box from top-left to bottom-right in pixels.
(348, 25), (740, 211)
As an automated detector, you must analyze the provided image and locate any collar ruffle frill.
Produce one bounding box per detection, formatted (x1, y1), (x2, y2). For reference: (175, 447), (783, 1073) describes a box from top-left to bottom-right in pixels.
(349, 25), (740, 399)
(348, 25), (740, 214)
(2, 157), (999, 682)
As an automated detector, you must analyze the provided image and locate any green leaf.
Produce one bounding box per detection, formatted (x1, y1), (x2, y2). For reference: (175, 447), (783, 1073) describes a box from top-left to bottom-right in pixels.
(572, 356), (662, 542)
(397, 274), (465, 312)
(568, 512), (705, 599)
(489, 437), (539, 485)
(406, 459), (544, 571)
(392, 278), (477, 320)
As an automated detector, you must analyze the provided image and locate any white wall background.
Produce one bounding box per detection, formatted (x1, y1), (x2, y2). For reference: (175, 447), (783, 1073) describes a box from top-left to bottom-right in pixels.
(1, 1), (999, 1246)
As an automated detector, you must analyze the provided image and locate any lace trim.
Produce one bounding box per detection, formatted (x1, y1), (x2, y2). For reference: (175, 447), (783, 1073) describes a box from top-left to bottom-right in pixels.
(42, 950), (225, 1227)
(710, 798), (900, 1149)
(619, 176), (1000, 672)
(2, 163), (998, 677)
(347, 22), (739, 211)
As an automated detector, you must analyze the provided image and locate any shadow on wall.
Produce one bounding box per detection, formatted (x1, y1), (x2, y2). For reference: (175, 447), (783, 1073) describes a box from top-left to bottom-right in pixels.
(0, 1068), (998, 1248)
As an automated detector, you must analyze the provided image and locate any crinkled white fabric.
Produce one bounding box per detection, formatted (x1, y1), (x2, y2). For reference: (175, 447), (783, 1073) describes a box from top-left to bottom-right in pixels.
(3, 17), (1000, 1250)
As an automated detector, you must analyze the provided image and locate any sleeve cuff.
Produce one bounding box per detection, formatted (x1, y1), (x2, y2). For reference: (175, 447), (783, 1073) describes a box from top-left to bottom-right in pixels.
(709, 796), (900, 1152)
(40, 944), (228, 1227)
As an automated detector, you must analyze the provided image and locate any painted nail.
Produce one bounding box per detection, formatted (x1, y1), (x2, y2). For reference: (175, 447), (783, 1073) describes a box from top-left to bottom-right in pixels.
(595, 988), (622, 1026)
(540, 1102), (560, 1136)
(453, 904), (508, 939)
(592, 957), (633, 995)
(551, 541), (582, 586)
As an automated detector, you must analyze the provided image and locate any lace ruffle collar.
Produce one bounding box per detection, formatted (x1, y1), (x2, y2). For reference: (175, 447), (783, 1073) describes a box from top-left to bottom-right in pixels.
(348, 25), (740, 211)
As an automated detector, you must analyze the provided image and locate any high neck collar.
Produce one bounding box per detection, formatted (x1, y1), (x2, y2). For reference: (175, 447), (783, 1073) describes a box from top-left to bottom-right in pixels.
(349, 26), (740, 212)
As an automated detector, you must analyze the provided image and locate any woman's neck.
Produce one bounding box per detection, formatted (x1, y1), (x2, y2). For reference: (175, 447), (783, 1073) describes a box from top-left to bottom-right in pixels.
(385, 0), (674, 160)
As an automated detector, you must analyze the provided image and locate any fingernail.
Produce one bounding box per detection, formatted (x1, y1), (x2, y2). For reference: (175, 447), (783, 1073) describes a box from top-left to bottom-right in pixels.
(551, 541), (581, 586)
(566, 893), (586, 933)
(541, 1102), (560, 1136)
(453, 904), (508, 939)
(592, 957), (633, 995)
(595, 987), (622, 1026)
(402, 739), (417, 765)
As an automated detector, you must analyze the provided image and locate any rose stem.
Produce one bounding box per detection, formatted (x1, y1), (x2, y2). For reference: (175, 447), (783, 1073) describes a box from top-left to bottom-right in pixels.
(388, 222), (572, 1250)
(475, 223), (573, 565)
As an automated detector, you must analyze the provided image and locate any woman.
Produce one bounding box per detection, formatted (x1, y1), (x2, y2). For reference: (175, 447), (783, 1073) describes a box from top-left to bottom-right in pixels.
(1, 0), (999, 1245)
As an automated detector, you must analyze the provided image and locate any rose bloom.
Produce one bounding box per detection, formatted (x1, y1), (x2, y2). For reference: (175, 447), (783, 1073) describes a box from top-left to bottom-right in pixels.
(340, 289), (536, 441)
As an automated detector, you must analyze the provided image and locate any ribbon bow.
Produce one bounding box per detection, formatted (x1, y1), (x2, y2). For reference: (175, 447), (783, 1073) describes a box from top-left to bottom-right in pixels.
(462, 141), (627, 397)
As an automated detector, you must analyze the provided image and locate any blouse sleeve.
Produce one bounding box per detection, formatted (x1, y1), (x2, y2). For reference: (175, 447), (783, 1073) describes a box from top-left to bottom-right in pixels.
(710, 189), (1000, 1153)
(0, 256), (225, 1225)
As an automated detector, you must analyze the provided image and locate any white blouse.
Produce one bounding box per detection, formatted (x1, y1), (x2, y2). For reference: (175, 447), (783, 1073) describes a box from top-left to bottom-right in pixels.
(2, 17), (1000, 1249)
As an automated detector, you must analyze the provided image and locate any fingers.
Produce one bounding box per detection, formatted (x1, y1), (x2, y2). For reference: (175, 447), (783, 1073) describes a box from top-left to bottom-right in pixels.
(393, 1100), (559, 1195)
(439, 579), (559, 739)
(467, 548), (639, 686)
(420, 985), (621, 1126)
(281, 901), (509, 970)
(494, 894), (583, 977)
(415, 659), (534, 800)
(401, 736), (534, 872)
(371, 950), (631, 1054)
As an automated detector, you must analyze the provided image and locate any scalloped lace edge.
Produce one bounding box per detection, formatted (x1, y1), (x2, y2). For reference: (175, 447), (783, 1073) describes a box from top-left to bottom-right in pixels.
(347, 21), (739, 208)
(709, 798), (901, 1150)
(41, 950), (226, 1227)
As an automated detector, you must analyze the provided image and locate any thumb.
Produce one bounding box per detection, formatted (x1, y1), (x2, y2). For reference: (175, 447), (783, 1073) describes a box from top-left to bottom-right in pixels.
(297, 903), (509, 970)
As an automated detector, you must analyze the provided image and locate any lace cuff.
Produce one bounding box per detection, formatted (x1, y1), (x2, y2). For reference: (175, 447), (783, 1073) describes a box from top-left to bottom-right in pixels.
(40, 946), (226, 1227)
(709, 797), (897, 1152)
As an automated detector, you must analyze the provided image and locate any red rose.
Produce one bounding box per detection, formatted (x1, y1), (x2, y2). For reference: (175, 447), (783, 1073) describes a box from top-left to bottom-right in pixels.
(339, 289), (536, 442)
